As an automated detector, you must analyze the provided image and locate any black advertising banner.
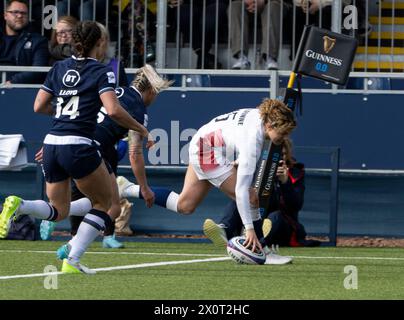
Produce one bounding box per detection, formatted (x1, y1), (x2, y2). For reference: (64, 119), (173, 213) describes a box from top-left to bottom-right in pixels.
(253, 88), (299, 215)
(293, 25), (358, 85)
(252, 139), (282, 216)
(278, 87), (299, 112)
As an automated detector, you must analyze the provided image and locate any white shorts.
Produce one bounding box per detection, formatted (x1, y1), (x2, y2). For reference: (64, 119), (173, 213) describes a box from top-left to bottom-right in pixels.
(189, 131), (234, 188)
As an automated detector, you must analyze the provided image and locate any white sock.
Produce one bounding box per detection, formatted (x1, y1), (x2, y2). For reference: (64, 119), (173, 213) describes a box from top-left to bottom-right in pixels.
(68, 212), (106, 263)
(19, 200), (56, 220)
(122, 184), (140, 198)
(166, 192), (179, 212)
(69, 198), (92, 216)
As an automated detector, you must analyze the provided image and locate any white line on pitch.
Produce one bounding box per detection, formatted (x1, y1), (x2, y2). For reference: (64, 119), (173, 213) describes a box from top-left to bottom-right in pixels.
(0, 256), (231, 280)
(1, 249), (404, 261)
(292, 255), (404, 261)
(0, 249), (224, 257)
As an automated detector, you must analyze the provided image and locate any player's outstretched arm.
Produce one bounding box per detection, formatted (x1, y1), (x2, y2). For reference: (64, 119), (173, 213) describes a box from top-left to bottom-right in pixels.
(100, 91), (155, 148)
(128, 130), (155, 208)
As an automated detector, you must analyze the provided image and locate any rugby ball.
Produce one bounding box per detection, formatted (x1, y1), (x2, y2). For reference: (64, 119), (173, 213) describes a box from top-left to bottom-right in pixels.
(226, 236), (266, 265)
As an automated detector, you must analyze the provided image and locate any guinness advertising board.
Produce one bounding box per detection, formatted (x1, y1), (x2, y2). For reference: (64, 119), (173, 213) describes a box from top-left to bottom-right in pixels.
(293, 25), (358, 85)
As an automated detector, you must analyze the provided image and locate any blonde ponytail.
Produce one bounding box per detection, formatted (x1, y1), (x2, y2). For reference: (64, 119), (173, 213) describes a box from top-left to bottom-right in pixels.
(132, 64), (174, 94)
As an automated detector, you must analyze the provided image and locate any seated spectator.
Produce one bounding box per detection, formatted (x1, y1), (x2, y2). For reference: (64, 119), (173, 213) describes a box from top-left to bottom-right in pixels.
(48, 17), (128, 86)
(167, 0), (228, 69)
(115, 0), (157, 68)
(204, 138), (320, 247)
(230, 0), (292, 70)
(291, 0), (351, 57)
(96, 22), (129, 86)
(0, 0), (49, 84)
(48, 15), (77, 65)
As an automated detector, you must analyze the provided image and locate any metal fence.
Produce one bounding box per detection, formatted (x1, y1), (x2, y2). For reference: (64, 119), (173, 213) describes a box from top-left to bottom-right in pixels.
(1, 0), (402, 73)
(1, 0), (403, 96)
(157, 0), (402, 73)
(1, 65), (404, 97)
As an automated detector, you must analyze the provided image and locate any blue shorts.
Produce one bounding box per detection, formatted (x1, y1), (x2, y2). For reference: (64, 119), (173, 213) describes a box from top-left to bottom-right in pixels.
(42, 135), (102, 183)
(99, 144), (116, 175)
(94, 128), (118, 175)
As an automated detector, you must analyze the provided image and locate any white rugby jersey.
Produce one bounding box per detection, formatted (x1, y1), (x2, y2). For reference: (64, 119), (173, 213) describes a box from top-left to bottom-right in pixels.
(194, 108), (265, 229)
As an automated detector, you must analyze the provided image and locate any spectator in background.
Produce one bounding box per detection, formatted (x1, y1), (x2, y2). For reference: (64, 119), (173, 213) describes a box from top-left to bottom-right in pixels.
(291, 0), (351, 57)
(48, 17), (128, 86)
(292, 0), (331, 57)
(0, 0), (49, 84)
(204, 138), (320, 247)
(230, 0), (292, 70)
(167, 0), (228, 69)
(96, 22), (128, 86)
(115, 0), (157, 68)
(48, 15), (77, 65)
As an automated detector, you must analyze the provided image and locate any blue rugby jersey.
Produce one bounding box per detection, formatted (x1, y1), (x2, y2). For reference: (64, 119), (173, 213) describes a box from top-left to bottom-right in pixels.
(41, 56), (116, 139)
(95, 86), (148, 146)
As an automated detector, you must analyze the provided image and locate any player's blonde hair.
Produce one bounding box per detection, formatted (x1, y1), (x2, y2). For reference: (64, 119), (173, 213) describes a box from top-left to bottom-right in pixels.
(131, 64), (174, 94)
(258, 98), (296, 135)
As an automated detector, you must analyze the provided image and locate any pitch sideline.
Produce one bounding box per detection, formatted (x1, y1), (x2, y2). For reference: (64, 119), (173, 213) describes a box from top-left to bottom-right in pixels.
(2, 249), (404, 261)
(0, 256), (231, 280)
(0, 249), (224, 257)
(1, 248), (404, 281)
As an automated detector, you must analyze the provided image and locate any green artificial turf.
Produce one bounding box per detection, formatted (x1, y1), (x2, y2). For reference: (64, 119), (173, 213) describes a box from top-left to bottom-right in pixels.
(1, 240), (403, 300)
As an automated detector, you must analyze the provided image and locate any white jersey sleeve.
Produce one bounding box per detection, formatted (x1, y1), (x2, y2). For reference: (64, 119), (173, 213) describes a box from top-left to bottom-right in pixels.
(234, 111), (265, 230)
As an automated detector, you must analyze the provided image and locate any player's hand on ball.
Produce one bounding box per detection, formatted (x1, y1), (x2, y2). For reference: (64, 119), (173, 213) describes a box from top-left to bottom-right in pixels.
(244, 229), (263, 253)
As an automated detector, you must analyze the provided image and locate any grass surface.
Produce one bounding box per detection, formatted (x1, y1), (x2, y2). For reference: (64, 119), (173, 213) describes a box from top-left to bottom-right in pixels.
(1, 240), (404, 300)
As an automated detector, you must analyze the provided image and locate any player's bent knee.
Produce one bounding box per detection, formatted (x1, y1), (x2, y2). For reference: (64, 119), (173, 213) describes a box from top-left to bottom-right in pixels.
(177, 201), (196, 215)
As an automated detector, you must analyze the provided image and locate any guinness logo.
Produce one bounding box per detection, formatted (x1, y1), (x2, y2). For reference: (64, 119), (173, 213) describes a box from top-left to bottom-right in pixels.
(323, 36), (336, 54)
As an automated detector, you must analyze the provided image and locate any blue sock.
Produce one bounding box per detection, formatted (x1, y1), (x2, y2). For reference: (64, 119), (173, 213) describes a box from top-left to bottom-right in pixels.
(139, 186), (179, 212)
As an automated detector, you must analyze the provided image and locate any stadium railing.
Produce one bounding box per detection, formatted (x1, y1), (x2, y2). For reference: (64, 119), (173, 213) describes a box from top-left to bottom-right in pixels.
(2, 0), (400, 73)
(1, 66), (403, 96)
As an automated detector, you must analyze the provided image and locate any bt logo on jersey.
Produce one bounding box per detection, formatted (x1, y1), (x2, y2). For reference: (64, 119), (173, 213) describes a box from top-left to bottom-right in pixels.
(62, 70), (81, 88)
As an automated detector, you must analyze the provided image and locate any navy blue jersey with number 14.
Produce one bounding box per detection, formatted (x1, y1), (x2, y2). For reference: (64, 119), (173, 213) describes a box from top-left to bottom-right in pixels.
(41, 56), (116, 139)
